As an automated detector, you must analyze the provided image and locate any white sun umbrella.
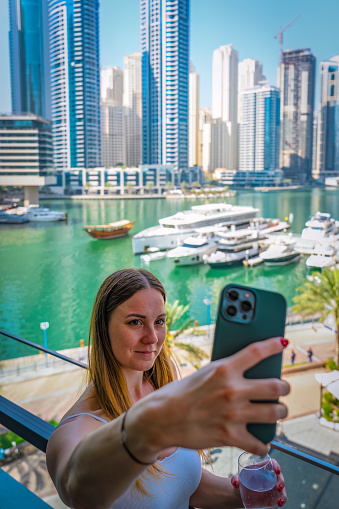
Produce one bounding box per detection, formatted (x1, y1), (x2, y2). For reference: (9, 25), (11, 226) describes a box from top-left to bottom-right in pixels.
(327, 380), (339, 400)
(315, 370), (339, 387)
(314, 370), (339, 417)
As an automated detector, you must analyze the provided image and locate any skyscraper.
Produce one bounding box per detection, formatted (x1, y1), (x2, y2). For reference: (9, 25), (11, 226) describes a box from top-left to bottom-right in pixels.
(239, 84), (280, 172)
(279, 49), (316, 183)
(9, 0), (51, 118)
(315, 56), (339, 180)
(198, 107), (212, 171)
(141, 0), (189, 172)
(48, 0), (101, 169)
(238, 58), (264, 124)
(211, 44), (238, 171)
(189, 62), (199, 167)
(123, 52), (142, 167)
(101, 67), (124, 167)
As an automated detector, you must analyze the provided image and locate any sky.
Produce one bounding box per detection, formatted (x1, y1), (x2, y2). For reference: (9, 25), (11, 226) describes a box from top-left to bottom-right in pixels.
(0, 0), (338, 113)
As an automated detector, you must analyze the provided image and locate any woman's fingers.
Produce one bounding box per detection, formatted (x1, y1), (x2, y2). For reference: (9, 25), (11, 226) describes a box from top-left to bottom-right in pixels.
(230, 336), (288, 373)
(242, 378), (290, 401)
(228, 401), (288, 423)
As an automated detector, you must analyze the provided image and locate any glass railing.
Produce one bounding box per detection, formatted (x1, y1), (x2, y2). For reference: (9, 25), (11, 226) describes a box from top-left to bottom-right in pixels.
(1, 328), (338, 508)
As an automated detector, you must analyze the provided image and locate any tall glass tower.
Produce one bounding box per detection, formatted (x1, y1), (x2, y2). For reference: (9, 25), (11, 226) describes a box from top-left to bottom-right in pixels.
(48, 0), (101, 169)
(9, 0), (51, 118)
(279, 49), (316, 183)
(141, 0), (189, 172)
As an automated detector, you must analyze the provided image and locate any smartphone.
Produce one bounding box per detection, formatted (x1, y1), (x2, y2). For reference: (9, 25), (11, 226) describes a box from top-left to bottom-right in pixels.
(211, 283), (287, 444)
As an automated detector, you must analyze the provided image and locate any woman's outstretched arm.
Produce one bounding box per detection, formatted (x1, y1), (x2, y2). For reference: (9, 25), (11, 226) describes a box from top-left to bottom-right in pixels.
(46, 336), (289, 509)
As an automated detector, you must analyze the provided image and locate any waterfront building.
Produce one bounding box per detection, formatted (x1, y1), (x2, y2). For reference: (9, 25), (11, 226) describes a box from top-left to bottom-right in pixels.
(312, 116), (318, 177)
(141, 0), (189, 172)
(238, 58), (264, 124)
(51, 165), (173, 195)
(123, 52), (142, 167)
(198, 107), (212, 171)
(48, 0), (101, 170)
(9, 0), (51, 119)
(189, 62), (199, 167)
(314, 56), (339, 181)
(279, 49), (316, 183)
(0, 114), (55, 204)
(101, 67), (124, 167)
(214, 168), (284, 188)
(239, 84), (280, 173)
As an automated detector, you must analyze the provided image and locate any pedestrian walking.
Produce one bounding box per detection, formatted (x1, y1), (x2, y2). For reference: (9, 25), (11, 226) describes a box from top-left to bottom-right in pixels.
(291, 349), (296, 365)
(307, 348), (313, 363)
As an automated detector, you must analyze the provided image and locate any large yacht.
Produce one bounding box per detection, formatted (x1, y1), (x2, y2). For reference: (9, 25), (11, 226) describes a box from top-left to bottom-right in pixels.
(132, 203), (259, 254)
(301, 212), (339, 243)
(259, 238), (301, 266)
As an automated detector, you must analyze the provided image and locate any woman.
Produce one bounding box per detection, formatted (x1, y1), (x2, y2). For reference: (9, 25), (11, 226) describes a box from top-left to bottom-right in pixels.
(46, 268), (289, 509)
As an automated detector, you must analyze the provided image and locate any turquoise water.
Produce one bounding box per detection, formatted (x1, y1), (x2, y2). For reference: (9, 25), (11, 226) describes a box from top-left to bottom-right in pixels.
(1, 188), (339, 360)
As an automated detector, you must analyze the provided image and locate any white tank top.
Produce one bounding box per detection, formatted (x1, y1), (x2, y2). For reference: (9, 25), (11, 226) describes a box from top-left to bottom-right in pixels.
(58, 413), (202, 509)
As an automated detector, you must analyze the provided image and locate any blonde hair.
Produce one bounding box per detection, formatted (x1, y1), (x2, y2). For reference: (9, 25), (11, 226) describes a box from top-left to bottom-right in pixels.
(87, 269), (175, 495)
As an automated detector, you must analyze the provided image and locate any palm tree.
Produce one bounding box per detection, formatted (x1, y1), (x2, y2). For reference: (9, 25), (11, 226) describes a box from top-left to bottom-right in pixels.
(292, 267), (339, 366)
(146, 181), (154, 194)
(125, 182), (134, 195)
(166, 300), (209, 369)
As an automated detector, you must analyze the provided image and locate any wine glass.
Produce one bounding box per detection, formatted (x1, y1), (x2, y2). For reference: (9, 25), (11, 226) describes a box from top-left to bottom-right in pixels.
(238, 452), (278, 509)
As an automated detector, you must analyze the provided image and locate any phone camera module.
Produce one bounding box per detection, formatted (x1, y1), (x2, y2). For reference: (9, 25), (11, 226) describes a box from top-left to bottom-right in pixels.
(240, 300), (252, 313)
(227, 290), (239, 302)
(226, 305), (237, 317)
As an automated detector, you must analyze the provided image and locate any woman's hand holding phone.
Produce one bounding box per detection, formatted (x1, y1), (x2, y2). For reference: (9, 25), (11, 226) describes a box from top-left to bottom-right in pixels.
(130, 336), (290, 459)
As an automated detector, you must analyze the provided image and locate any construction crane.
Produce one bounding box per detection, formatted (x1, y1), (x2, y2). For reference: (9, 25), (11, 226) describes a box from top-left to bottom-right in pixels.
(274, 15), (301, 64)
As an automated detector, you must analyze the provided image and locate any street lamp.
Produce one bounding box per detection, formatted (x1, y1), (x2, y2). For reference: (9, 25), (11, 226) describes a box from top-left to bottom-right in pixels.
(40, 321), (49, 368)
(203, 298), (211, 341)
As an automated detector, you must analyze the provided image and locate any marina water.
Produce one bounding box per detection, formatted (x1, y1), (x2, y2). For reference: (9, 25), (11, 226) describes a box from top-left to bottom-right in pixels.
(1, 188), (339, 360)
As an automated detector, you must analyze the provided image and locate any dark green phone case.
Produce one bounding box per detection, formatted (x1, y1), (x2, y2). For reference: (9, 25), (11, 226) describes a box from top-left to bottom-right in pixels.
(211, 284), (287, 444)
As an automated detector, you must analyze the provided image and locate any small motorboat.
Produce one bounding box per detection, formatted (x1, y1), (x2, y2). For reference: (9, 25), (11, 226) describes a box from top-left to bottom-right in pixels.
(0, 210), (29, 224)
(166, 235), (217, 266)
(84, 219), (135, 239)
(259, 239), (301, 266)
(25, 206), (67, 222)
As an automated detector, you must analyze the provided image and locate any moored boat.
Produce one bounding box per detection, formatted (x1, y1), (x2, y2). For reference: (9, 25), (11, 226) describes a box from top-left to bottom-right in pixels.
(166, 234), (218, 266)
(259, 239), (301, 266)
(0, 210), (29, 224)
(306, 243), (337, 270)
(84, 219), (135, 239)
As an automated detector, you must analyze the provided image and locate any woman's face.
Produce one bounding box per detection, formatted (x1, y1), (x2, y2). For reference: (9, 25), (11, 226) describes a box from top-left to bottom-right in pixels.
(108, 287), (167, 373)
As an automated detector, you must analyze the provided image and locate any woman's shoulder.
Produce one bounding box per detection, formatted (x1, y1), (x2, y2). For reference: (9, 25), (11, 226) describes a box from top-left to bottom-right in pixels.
(59, 383), (110, 425)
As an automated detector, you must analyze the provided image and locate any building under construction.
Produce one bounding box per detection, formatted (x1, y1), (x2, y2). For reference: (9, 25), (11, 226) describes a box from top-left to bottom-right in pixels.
(279, 49), (316, 184)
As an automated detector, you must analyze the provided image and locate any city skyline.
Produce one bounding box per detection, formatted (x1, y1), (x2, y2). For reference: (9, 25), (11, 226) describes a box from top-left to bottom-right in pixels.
(0, 0), (339, 114)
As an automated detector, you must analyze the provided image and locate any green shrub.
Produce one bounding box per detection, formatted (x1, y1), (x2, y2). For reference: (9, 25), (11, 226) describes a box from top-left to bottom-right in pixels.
(325, 360), (338, 371)
(324, 392), (335, 404)
(324, 413), (333, 422)
(0, 431), (25, 449)
(322, 401), (333, 415)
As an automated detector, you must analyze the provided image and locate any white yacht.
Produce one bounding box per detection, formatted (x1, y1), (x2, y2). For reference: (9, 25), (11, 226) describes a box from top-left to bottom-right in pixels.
(306, 243), (337, 270)
(167, 235), (218, 266)
(259, 238), (301, 266)
(301, 212), (339, 243)
(25, 206), (67, 222)
(132, 203), (259, 254)
(203, 229), (265, 268)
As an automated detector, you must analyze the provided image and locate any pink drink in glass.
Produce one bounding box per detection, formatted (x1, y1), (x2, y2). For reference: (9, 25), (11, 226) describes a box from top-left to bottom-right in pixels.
(238, 453), (278, 509)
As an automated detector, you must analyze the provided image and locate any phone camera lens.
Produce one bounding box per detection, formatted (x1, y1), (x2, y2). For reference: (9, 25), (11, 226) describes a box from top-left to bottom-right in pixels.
(240, 300), (252, 313)
(226, 305), (237, 317)
(227, 290), (239, 302)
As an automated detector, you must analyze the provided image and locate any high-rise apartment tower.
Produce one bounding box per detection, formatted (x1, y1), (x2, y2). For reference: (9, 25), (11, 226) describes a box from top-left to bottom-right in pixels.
(48, 0), (101, 169)
(279, 49), (316, 183)
(9, 0), (51, 118)
(141, 0), (190, 172)
(315, 56), (339, 180)
(101, 67), (124, 167)
(211, 44), (238, 171)
(189, 62), (199, 167)
(123, 52), (142, 167)
(239, 84), (280, 172)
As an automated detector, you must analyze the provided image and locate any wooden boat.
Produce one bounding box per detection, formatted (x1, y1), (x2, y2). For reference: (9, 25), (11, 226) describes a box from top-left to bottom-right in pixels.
(84, 219), (135, 239)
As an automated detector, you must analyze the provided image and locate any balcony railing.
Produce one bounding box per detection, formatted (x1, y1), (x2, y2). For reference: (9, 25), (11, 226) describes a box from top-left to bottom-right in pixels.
(1, 328), (339, 508)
